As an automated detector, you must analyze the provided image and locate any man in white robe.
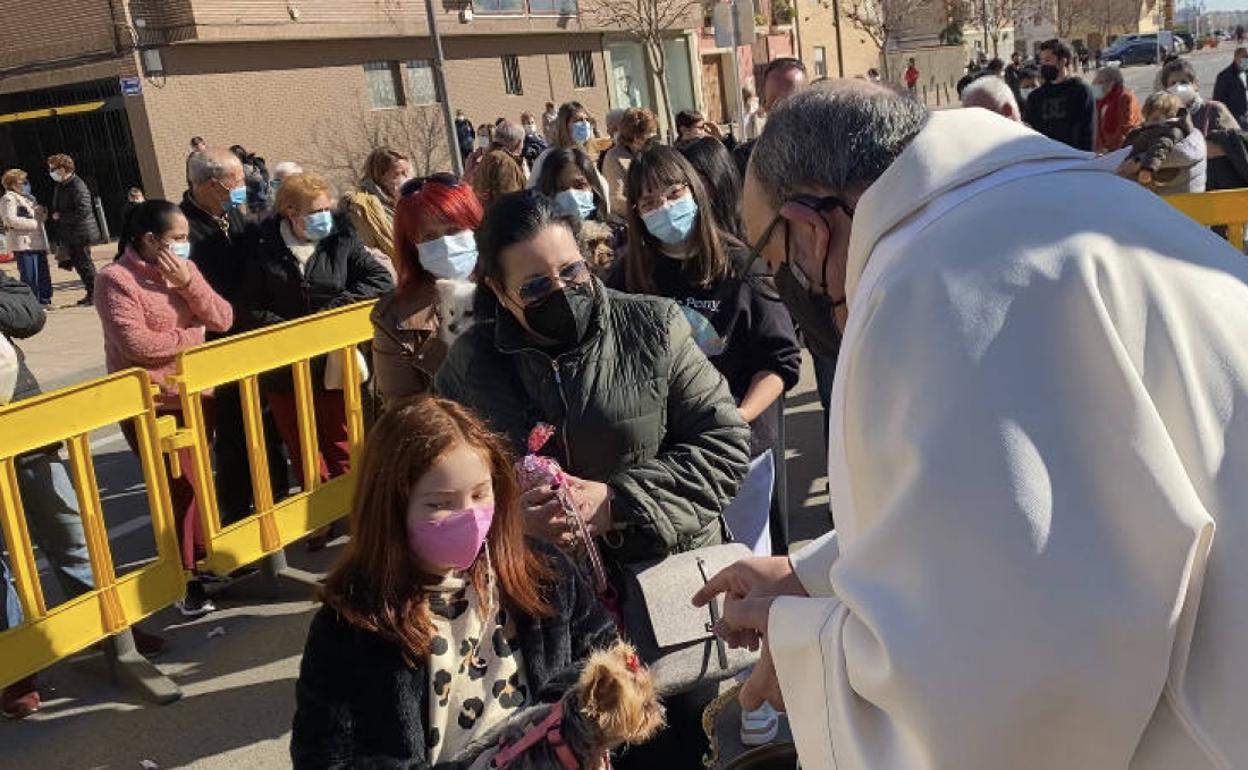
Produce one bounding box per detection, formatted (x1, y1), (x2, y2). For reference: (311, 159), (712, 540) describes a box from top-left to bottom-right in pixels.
(695, 80), (1248, 768)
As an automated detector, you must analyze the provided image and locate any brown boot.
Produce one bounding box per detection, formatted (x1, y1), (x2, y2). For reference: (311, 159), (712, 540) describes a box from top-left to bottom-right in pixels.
(1, 675), (40, 719)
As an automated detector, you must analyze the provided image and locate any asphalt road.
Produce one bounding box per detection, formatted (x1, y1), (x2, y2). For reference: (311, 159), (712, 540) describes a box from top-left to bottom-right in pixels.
(1116, 45), (1235, 101)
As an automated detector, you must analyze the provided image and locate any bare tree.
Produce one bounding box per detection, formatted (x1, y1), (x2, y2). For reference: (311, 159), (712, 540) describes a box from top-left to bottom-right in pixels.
(844, 0), (934, 80)
(313, 98), (451, 191)
(961, 0), (1030, 57)
(581, 0), (701, 138)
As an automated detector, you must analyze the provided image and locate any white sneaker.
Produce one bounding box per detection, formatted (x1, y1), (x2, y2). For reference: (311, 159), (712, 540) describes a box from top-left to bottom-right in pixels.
(740, 701), (780, 746)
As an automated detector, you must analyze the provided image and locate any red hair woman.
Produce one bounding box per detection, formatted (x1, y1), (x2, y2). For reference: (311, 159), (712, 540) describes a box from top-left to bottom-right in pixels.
(291, 397), (617, 767)
(371, 175), (484, 402)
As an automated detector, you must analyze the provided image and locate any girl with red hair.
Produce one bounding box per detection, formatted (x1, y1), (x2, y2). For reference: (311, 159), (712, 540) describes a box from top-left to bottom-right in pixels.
(371, 174), (484, 401)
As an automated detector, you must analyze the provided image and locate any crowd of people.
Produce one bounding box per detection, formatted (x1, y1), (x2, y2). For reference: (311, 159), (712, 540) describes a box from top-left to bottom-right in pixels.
(954, 40), (1248, 197)
(2, 38), (1248, 770)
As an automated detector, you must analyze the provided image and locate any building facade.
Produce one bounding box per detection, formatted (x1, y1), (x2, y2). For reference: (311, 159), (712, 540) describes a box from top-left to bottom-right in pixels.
(0, 0), (701, 230)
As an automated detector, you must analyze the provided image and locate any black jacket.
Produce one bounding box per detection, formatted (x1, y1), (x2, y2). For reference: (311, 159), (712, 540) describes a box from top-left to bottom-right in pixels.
(1024, 78), (1096, 151)
(623, 246), (801, 457)
(1213, 63), (1248, 128)
(238, 214), (393, 390)
(49, 175), (99, 247)
(182, 190), (253, 332)
(0, 273), (45, 403)
(436, 282), (751, 565)
(290, 543), (619, 769)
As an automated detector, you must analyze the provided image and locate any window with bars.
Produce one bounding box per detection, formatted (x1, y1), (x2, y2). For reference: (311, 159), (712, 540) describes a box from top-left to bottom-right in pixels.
(814, 46), (827, 78)
(406, 59), (438, 105)
(364, 61), (403, 109)
(570, 50), (595, 88)
(502, 55), (524, 95)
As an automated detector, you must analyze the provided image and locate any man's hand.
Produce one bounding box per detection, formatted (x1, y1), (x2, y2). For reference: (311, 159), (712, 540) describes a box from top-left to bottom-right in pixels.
(740, 635), (786, 713)
(691, 556), (807, 608)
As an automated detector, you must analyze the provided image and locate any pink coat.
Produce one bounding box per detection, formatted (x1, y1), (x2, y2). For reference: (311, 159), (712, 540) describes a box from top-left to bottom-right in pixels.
(94, 248), (233, 406)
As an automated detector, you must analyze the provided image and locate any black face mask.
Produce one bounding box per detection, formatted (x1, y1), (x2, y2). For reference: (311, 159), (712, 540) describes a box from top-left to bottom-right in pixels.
(774, 259), (842, 360)
(1040, 64), (1060, 83)
(522, 281), (595, 348)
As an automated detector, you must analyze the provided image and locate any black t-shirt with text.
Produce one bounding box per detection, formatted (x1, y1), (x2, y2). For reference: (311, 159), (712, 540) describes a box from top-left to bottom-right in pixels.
(1025, 78), (1096, 151)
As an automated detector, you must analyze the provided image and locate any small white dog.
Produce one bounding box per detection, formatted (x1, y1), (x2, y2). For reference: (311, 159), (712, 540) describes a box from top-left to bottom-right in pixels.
(435, 279), (478, 347)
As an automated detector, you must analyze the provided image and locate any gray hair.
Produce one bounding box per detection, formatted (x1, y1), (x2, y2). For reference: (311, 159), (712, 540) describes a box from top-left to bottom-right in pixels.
(271, 160), (304, 181)
(1094, 65), (1124, 87)
(750, 81), (929, 206)
(187, 148), (242, 186)
(493, 120), (525, 149)
(605, 107), (627, 132)
(961, 76), (1019, 116)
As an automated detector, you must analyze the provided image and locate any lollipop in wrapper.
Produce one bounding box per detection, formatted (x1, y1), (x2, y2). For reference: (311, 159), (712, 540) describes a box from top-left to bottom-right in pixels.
(516, 423), (611, 598)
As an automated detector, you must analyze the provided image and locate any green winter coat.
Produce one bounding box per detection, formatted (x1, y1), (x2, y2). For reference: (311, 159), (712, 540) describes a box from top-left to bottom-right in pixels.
(435, 280), (751, 565)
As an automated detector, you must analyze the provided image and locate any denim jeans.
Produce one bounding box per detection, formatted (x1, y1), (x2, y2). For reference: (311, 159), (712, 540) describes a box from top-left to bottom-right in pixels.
(14, 250), (53, 305)
(0, 453), (95, 630)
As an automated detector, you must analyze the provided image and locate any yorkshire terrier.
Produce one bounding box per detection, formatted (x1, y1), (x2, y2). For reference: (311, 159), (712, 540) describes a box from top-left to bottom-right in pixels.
(465, 641), (666, 769)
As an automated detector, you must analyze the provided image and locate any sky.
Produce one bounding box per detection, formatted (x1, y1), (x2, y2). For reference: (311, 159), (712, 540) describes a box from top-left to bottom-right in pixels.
(1205, 0), (1248, 10)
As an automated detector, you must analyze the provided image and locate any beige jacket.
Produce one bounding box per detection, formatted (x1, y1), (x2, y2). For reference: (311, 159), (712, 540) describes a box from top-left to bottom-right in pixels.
(601, 143), (633, 220)
(775, 109), (1248, 769)
(0, 191), (49, 252)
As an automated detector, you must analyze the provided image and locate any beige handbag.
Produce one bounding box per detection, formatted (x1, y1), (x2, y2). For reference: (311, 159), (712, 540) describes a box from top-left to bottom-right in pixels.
(0, 334), (20, 405)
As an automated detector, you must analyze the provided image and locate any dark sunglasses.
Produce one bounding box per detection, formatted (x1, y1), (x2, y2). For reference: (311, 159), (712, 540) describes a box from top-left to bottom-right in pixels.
(400, 173), (461, 198)
(744, 193), (856, 274)
(516, 260), (591, 307)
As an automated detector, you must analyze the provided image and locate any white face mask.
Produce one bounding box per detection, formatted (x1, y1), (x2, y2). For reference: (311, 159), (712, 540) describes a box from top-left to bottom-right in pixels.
(1168, 83), (1199, 107)
(417, 230), (478, 280)
(49, 170), (65, 183)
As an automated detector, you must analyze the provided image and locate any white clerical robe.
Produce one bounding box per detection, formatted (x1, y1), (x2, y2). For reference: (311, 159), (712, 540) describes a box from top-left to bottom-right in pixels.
(771, 108), (1248, 769)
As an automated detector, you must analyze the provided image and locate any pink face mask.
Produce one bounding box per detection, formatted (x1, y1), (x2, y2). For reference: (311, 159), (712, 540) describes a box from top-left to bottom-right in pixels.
(407, 504), (494, 571)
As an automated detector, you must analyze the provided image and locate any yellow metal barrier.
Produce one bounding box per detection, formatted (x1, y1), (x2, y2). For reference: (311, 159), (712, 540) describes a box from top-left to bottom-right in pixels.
(0, 370), (184, 688)
(1167, 189), (1248, 251)
(171, 301), (375, 577)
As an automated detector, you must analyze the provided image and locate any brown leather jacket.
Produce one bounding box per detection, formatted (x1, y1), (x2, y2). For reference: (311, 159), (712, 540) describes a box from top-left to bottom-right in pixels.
(369, 284), (449, 402)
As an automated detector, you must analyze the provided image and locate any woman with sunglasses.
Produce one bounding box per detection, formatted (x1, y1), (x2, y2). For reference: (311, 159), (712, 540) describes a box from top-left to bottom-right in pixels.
(372, 174), (484, 402)
(621, 146), (800, 560)
(435, 189), (751, 769)
(238, 172), (394, 496)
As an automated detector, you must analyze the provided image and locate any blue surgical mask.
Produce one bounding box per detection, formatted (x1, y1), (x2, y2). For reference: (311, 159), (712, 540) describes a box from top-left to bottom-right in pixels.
(270, 178), (282, 192)
(570, 120), (593, 144)
(418, 230), (478, 280)
(225, 185), (247, 210)
(21, 182), (31, 196)
(169, 241), (192, 260)
(1091, 84), (1106, 100)
(641, 193), (698, 245)
(555, 188), (596, 220)
(303, 210), (334, 241)
(1239, 59), (1248, 73)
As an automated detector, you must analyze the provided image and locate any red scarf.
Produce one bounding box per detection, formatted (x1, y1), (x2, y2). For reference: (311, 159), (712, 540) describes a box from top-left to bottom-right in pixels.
(1097, 83), (1124, 137)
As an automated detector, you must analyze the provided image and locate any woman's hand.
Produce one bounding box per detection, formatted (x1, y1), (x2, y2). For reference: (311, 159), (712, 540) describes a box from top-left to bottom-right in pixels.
(520, 485), (572, 544)
(157, 247), (192, 289)
(1117, 158), (1142, 179)
(563, 474), (612, 536)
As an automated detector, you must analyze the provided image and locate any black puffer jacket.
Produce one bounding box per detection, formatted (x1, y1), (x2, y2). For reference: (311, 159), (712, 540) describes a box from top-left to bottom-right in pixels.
(49, 174), (99, 247)
(182, 190), (253, 332)
(435, 280), (751, 565)
(0, 273), (45, 403)
(237, 213), (394, 391)
(290, 542), (619, 769)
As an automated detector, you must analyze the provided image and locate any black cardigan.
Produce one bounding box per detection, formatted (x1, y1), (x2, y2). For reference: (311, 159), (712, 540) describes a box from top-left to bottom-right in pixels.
(290, 544), (619, 769)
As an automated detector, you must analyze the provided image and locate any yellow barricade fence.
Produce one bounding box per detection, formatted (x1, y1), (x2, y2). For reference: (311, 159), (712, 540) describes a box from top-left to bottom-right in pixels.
(0, 370), (184, 688)
(171, 301), (376, 577)
(1167, 188), (1248, 251)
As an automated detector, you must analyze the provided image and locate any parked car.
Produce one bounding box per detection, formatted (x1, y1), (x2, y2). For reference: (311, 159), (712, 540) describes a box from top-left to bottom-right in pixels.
(1110, 40), (1163, 66)
(1175, 31), (1195, 51)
